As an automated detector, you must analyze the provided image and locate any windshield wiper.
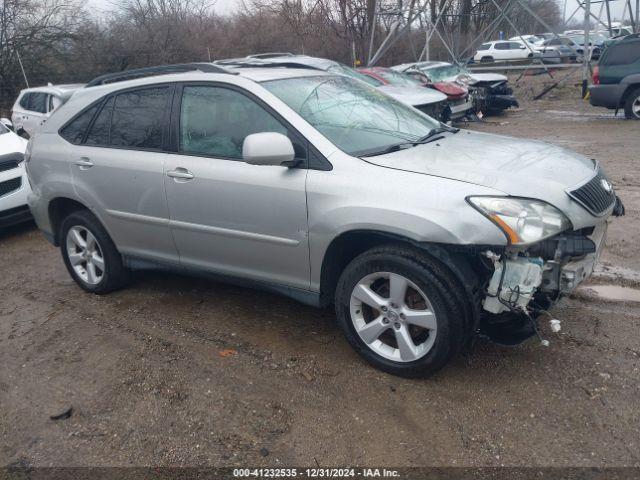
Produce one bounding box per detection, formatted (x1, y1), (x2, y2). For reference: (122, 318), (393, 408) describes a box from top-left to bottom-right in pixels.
(361, 125), (459, 157)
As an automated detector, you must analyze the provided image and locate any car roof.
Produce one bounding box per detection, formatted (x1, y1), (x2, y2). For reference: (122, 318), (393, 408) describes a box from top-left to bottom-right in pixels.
(226, 66), (333, 82)
(218, 55), (339, 71)
(19, 83), (85, 97)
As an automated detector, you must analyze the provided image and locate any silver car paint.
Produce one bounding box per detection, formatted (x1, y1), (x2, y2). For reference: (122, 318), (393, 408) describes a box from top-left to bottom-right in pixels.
(27, 69), (608, 297)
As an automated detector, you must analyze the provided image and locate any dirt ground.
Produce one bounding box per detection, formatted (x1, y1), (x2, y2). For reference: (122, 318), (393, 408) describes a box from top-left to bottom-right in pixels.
(1, 77), (639, 468)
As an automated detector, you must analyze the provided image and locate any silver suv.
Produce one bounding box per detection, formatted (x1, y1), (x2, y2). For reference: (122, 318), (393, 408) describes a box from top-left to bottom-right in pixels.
(26, 63), (622, 377)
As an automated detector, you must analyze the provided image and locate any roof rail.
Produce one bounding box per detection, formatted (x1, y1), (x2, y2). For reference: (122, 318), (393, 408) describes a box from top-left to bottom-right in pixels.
(85, 63), (235, 88)
(216, 58), (323, 71)
(247, 52), (294, 59)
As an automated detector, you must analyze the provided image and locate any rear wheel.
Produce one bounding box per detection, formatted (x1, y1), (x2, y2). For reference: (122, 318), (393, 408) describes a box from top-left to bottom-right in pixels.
(624, 87), (640, 120)
(335, 245), (466, 377)
(60, 210), (130, 294)
(480, 56), (494, 63)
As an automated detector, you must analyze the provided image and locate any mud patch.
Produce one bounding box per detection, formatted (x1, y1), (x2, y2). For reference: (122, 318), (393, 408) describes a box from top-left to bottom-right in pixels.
(585, 285), (640, 303)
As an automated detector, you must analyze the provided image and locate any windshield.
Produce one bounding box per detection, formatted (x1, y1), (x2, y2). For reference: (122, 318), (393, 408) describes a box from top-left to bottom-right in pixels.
(420, 65), (462, 82)
(327, 65), (383, 87)
(263, 75), (439, 156)
(375, 69), (423, 87)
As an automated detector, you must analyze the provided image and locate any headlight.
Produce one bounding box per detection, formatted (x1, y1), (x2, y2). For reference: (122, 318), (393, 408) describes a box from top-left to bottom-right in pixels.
(467, 196), (571, 245)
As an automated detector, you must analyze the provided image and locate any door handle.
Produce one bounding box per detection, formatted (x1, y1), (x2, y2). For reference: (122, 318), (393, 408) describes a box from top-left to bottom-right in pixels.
(75, 158), (94, 169)
(167, 168), (194, 180)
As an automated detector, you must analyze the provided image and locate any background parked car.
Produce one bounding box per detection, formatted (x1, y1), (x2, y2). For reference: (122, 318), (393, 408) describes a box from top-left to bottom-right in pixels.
(217, 55), (451, 122)
(0, 118), (30, 227)
(589, 35), (640, 119)
(473, 40), (537, 62)
(534, 37), (580, 61)
(509, 35), (542, 47)
(11, 84), (84, 137)
(567, 33), (607, 60)
(392, 61), (518, 115)
(357, 66), (474, 120)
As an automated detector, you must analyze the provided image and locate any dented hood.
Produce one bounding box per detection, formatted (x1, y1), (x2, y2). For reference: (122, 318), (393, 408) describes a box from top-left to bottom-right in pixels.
(363, 130), (596, 205)
(377, 85), (448, 107)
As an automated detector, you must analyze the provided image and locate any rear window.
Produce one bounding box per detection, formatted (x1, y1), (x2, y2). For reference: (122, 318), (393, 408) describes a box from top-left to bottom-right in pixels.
(478, 43), (491, 51)
(602, 41), (640, 65)
(60, 104), (100, 144)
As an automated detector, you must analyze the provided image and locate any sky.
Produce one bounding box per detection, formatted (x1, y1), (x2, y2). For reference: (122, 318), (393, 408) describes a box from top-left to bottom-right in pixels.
(85, 0), (634, 27)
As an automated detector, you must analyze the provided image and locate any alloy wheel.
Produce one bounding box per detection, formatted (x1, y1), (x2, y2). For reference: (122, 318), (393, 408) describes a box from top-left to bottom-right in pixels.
(66, 226), (105, 285)
(349, 272), (437, 362)
(633, 95), (640, 118)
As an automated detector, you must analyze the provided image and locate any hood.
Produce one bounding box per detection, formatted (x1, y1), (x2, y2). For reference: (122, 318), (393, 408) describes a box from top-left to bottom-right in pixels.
(363, 130), (596, 208)
(467, 72), (508, 84)
(431, 82), (467, 97)
(377, 85), (447, 106)
(0, 130), (28, 155)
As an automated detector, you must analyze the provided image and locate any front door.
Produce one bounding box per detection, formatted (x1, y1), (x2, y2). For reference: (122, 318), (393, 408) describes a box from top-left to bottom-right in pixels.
(164, 84), (310, 290)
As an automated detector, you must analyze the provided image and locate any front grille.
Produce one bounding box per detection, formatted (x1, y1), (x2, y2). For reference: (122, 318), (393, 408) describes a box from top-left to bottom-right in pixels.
(567, 168), (616, 216)
(0, 160), (19, 173)
(0, 153), (23, 173)
(0, 177), (22, 198)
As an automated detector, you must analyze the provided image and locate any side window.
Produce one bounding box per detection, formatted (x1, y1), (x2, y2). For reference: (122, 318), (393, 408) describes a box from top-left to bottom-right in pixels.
(85, 97), (114, 146)
(59, 104), (100, 144)
(603, 43), (640, 65)
(478, 43), (491, 50)
(83, 87), (169, 149)
(179, 86), (288, 159)
(29, 93), (48, 114)
(510, 42), (524, 49)
(19, 93), (31, 110)
(110, 87), (169, 149)
(495, 42), (509, 50)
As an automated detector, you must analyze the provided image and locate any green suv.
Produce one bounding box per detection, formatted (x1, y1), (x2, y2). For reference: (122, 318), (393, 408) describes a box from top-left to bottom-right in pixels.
(589, 35), (640, 119)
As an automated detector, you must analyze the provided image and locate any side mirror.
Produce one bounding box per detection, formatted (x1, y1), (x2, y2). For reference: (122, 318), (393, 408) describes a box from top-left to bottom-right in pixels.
(243, 132), (295, 167)
(0, 118), (14, 131)
(520, 45), (526, 49)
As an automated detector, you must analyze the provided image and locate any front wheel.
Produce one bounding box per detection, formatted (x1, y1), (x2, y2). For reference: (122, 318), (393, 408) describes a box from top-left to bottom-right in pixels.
(335, 245), (466, 377)
(60, 210), (130, 294)
(624, 88), (640, 120)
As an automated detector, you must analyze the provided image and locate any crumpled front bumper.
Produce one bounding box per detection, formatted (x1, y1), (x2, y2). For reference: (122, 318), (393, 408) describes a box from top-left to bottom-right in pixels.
(482, 221), (608, 317)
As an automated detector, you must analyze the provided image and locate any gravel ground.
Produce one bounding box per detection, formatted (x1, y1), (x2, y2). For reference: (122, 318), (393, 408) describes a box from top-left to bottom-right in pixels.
(1, 78), (639, 468)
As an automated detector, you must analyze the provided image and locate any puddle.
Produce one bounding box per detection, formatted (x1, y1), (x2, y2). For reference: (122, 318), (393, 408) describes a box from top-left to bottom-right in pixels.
(584, 285), (640, 303)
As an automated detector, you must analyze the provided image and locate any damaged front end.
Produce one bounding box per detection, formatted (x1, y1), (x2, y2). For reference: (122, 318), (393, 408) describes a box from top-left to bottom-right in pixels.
(470, 80), (519, 114)
(467, 189), (624, 346)
(478, 224), (608, 345)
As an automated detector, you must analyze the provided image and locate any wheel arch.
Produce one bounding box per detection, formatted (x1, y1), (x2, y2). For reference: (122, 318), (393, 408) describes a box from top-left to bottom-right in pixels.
(318, 229), (490, 337)
(48, 197), (91, 246)
(620, 82), (640, 107)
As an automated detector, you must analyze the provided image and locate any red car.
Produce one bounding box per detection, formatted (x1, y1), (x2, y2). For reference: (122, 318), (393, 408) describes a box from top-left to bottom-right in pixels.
(358, 66), (474, 120)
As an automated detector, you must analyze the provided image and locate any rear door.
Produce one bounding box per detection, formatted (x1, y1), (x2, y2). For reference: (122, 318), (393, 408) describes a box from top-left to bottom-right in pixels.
(163, 83), (310, 289)
(23, 92), (49, 135)
(68, 85), (179, 264)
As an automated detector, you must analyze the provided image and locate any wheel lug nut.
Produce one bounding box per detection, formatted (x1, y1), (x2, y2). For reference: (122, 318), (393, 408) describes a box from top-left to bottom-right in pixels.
(400, 313), (405, 319)
(394, 323), (401, 330)
(381, 306), (388, 312)
(382, 318), (389, 324)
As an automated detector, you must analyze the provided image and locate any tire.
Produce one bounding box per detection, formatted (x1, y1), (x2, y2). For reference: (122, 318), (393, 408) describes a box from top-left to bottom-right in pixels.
(623, 87), (640, 120)
(480, 56), (493, 63)
(59, 209), (131, 294)
(335, 245), (467, 378)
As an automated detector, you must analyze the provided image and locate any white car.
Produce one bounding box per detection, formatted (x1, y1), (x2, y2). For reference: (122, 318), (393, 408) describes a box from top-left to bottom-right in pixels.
(509, 35), (542, 47)
(473, 40), (536, 62)
(11, 84), (84, 137)
(0, 119), (30, 227)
